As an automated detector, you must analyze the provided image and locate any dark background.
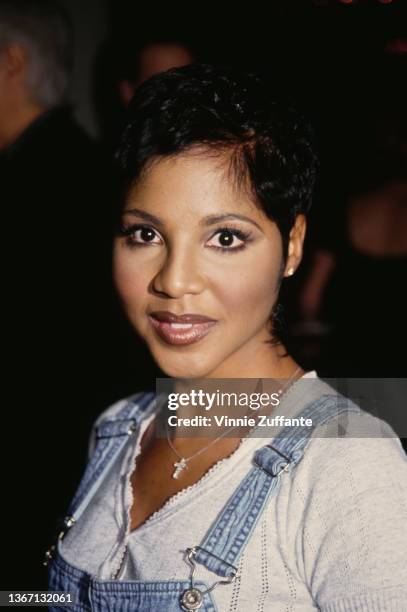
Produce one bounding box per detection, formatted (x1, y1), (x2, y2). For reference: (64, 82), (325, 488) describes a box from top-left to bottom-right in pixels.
(1, 0), (406, 593)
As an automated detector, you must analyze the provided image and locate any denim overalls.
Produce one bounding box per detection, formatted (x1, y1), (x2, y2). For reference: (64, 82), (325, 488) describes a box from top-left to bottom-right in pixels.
(46, 382), (360, 611)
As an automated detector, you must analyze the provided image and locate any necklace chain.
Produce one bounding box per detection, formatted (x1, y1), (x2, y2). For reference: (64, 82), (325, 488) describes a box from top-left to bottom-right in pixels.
(165, 366), (303, 479)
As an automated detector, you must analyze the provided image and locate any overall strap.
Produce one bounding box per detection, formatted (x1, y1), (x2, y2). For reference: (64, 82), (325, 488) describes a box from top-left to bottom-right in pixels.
(61, 391), (158, 534)
(193, 393), (361, 579)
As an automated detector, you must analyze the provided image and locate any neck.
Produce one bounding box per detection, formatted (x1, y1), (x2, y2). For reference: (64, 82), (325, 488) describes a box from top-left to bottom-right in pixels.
(168, 359), (304, 440)
(158, 327), (304, 442)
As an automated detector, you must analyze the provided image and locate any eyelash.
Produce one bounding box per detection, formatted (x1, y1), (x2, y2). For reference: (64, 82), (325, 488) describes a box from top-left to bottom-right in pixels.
(118, 223), (252, 254)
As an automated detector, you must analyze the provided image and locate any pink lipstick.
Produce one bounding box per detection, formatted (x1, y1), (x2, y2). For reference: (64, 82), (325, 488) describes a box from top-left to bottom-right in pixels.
(148, 311), (217, 346)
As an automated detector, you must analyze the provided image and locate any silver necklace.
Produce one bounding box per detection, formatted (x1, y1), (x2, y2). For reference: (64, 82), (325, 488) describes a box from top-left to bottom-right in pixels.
(165, 366), (303, 479)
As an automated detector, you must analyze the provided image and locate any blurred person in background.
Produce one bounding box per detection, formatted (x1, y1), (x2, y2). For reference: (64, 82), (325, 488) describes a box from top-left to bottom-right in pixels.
(298, 94), (407, 377)
(0, 0), (114, 394)
(0, 0), (116, 399)
(0, 0), (115, 588)
(94, 33), (194, 153)
(117, 40), (194, 106)
(0, 0), (73, 151)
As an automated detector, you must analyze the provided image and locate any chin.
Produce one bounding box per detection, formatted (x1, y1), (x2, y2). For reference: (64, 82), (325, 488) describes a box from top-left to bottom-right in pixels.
(151, 349), (217, 379)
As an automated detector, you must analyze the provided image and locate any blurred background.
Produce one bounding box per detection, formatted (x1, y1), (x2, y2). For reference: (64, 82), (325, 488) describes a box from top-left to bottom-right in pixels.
(0, 0), (405, 592)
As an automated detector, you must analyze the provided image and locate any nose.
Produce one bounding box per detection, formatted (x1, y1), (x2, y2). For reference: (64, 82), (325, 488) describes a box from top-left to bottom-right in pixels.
(152, 246), (205, 298)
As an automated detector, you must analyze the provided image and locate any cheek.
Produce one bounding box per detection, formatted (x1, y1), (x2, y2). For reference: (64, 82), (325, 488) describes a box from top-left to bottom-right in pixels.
(112, 250), (149, 310)
(211, 256), (280, 322)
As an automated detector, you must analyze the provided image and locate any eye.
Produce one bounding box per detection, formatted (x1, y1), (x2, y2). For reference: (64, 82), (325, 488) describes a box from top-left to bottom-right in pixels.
(207, 226), (251, 253)
(119, 224), (163, 248)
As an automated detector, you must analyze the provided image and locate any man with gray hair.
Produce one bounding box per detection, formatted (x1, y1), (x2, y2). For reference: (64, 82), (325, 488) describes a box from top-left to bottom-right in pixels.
(0, 0), (73, 149)
(0, 2), (117, 589)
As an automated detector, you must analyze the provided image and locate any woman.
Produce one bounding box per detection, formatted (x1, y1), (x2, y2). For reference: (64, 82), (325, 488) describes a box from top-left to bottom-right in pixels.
(46, 63), (407, 611)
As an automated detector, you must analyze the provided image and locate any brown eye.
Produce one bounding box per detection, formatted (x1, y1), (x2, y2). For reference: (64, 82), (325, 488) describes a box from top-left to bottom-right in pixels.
(119, 224), (163, 248)
(217, 231), (236, 247)
(139, 227), (157, 242)
(207, 227), (250, 252)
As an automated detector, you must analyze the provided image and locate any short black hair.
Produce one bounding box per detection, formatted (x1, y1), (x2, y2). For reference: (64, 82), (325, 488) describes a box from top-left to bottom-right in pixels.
(115, 62), (318, 262)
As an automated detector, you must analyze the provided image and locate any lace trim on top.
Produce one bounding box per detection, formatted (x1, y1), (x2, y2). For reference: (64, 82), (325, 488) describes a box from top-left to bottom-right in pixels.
(125, 371), (318, 530)
(109, 370), (317, 578)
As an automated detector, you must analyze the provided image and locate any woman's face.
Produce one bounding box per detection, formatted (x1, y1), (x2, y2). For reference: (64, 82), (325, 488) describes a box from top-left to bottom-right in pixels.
(113, 151), (303, 378)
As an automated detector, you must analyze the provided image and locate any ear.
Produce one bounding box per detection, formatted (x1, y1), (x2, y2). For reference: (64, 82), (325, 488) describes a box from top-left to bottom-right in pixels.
(284, 214), (307, 277)
(118, 79), (136, 107)
(1, 43), (28, 80)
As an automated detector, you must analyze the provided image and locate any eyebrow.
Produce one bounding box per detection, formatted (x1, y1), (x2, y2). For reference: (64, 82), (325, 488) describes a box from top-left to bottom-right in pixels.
(123, 208), (164, 227)
(123, 208), (262, 231)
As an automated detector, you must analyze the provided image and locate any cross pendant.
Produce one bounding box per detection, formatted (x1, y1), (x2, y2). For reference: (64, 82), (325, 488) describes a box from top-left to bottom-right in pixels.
(173, 458), (188, 479)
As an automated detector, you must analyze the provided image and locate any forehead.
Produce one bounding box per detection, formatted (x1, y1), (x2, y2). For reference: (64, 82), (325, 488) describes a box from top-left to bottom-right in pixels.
(125, 151), (264, 221)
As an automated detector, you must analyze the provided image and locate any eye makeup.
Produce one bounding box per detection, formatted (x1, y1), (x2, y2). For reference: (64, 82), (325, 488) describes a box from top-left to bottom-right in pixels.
(118, 223), (254, 254)
(119, 223), (163, 248)
(206, 225), (253, 253)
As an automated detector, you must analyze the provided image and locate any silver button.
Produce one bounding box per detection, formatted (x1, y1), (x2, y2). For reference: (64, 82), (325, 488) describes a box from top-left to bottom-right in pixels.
(180, 587), (203, 610)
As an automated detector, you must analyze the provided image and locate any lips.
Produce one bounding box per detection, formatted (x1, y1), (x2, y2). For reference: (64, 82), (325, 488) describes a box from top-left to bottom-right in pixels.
(149, 311), (216, 324)
(148, 311), (217, 346)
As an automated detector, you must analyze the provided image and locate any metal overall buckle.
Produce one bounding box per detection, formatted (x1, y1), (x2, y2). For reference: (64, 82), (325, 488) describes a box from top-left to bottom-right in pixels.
(43, 516), (76, 567)
(180, 546), (238, 611)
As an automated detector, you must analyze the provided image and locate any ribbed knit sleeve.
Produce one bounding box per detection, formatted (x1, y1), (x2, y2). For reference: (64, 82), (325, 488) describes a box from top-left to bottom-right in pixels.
(289, 416), (407, 611)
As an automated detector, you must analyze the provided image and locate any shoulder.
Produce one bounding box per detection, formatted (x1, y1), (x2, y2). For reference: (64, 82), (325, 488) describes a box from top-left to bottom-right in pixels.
(86, 390), (150, 458)
(284, 401), (407, 608)
(94, 391), (144, 423)
(291, 393), (407, 505)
